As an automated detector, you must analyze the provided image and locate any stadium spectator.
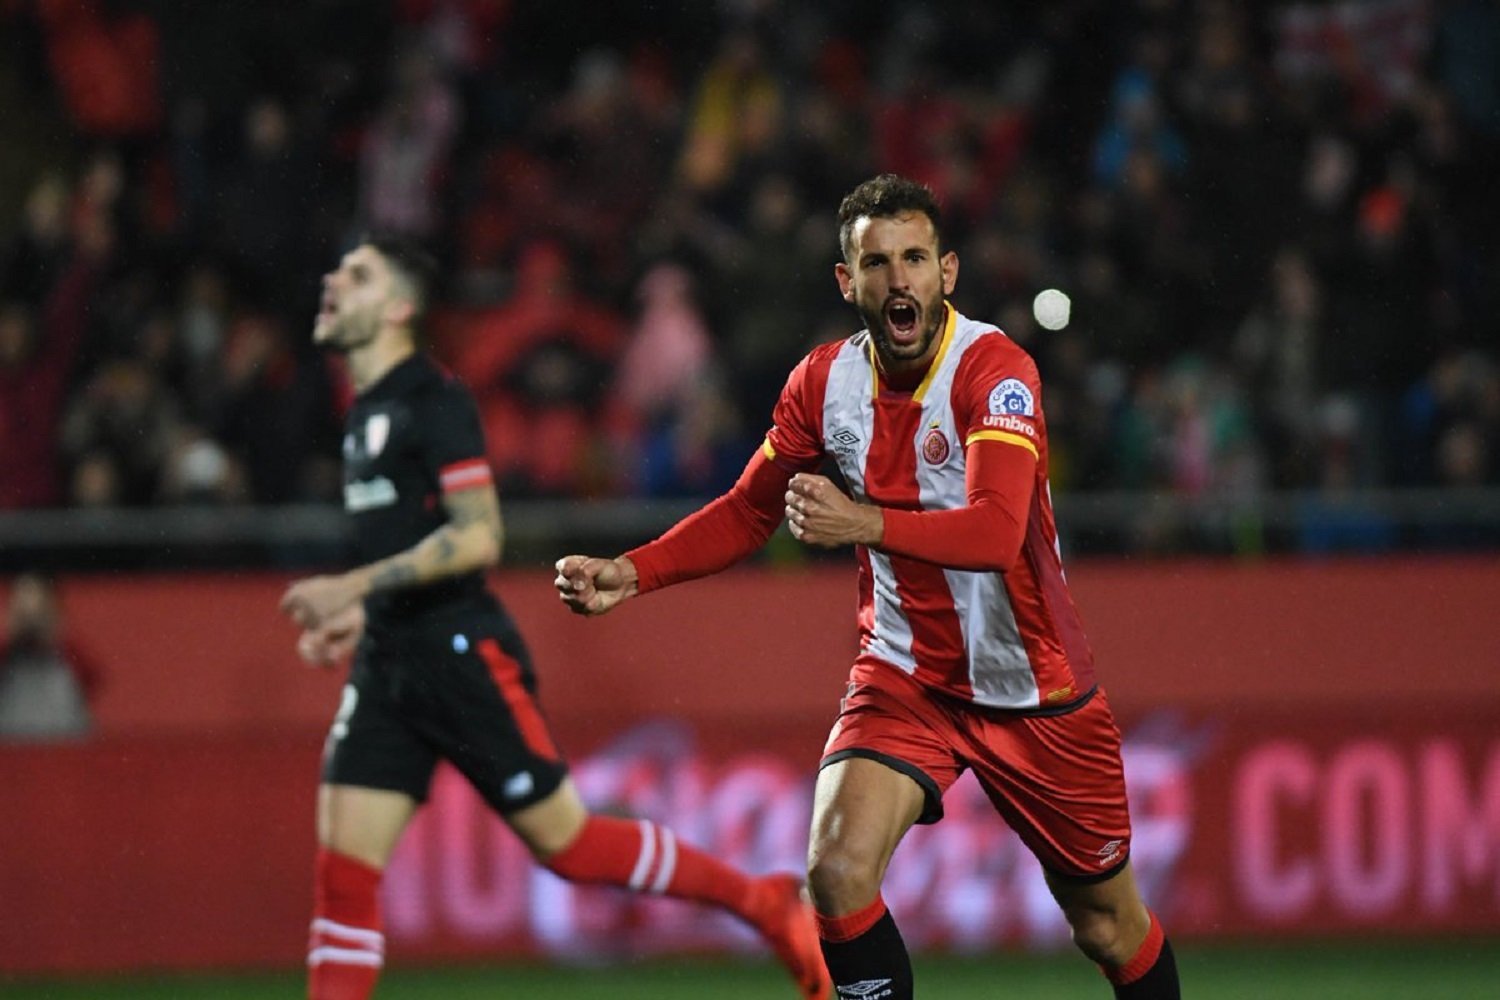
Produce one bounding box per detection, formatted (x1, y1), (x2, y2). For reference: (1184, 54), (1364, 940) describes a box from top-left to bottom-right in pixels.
(607, 261), (751, 497)
(0, 572), (103, 740)
(33, 0), (162, 139)
(278, 236), (829, 1000)
(59, 357), (183, 506)
(355, 40), (459, 241)
(215, 312), (343, 503)
(556, 174), (1180, 999)
(448, 238), (626, 496)
(0, 241), (107, 509)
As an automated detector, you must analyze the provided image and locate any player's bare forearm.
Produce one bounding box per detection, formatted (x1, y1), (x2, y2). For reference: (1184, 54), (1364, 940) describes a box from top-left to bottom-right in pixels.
(364, 486), (502, 592)
(785, 472), (885, 549)
(281, 488), (502, 628)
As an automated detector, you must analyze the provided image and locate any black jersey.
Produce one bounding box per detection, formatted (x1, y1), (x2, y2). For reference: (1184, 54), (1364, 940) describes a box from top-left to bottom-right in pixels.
(341, 353), (499, 628)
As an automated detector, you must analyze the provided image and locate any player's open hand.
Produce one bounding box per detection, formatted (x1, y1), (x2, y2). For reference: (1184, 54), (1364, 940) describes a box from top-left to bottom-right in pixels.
(554, 555), (638, 616)
(296, 603), (365, 668)
(786, 473), (884, 549)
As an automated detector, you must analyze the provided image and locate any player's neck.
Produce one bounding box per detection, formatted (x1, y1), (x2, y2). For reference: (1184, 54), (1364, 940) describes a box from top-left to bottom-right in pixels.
(348, 333), (417, 394)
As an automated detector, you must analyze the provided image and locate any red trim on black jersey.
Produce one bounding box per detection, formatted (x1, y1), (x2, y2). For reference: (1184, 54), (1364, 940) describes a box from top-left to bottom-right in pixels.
(439, 458), (492, 492)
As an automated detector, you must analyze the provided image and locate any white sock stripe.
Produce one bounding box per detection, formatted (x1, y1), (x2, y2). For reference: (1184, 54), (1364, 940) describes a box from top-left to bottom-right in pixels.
(307, 945), (384, 968)
(650, 825), (677, 894)
(310, 917), (385, 952)
(627, 817), (656, 890)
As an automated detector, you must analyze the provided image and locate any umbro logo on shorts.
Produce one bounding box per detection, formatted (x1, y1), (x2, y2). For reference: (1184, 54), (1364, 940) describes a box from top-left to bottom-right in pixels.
(836, 979), (894, 998)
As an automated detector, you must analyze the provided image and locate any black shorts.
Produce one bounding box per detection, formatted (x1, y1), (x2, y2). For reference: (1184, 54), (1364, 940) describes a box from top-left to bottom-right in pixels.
(322, 609), (569, 815)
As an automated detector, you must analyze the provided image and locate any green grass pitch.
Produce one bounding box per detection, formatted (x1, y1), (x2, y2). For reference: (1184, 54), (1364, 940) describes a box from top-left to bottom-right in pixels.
(4, 940), (1496, 999)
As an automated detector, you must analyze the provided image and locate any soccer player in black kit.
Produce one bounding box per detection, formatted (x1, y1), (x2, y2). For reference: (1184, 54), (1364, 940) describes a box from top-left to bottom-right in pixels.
(279, 236), (828, 1000)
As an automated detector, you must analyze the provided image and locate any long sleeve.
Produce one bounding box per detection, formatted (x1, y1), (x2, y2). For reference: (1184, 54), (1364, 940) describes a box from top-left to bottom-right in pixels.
(627, 446), (791, 593)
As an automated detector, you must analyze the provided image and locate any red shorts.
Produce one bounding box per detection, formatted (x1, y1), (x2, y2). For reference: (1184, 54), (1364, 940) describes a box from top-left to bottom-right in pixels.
(821, 659), (1132, 880)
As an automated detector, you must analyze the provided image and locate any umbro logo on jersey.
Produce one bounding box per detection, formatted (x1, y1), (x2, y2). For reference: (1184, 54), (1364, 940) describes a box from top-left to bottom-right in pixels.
(836, 979), (894, 998)
(830, 426), (861, 456)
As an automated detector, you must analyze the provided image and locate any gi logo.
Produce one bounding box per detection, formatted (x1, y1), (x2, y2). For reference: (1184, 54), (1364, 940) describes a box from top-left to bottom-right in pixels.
(921, 427), (949, 465)
(365, 413), (391, 457)
(988, 378), (1034, 417)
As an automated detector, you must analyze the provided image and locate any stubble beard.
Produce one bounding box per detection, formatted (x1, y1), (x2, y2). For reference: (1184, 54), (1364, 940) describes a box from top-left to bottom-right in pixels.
(863, 292), (944, 368)
(314, 313), (376, 355)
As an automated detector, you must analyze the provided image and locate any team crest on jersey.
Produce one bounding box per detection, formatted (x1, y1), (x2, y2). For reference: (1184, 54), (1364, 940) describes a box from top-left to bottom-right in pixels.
(988, 378), (1034, 416)
(921, 427), (950, 465)
(364, 413), (391, 457)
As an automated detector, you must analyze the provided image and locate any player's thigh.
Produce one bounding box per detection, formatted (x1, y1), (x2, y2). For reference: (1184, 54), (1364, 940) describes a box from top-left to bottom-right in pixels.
(1044, 863), (1146, 923)
(410, 623), (570, 816)
(320, 659), (443, 857)
(318, 782), (421, 868)
(504, 776), (589, 860)
(809, 756), (928, 886)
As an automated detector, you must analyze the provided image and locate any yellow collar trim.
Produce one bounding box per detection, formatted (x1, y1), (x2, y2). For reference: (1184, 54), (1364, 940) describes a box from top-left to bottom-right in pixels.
(868, 301), (956, 402)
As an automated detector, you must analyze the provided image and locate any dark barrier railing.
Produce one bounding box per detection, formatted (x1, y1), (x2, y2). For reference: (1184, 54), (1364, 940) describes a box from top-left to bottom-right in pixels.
(0, 488), (1497, 572)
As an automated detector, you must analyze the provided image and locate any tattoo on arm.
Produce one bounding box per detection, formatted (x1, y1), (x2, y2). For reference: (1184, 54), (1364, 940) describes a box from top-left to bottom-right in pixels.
(444, 487), (504, 550)
(370, 562), (420, 590)
(363, 487), (502, 594)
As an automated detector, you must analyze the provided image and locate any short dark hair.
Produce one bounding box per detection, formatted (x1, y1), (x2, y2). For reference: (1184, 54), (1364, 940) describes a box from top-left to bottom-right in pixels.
(837, 174), (944, 263)
(364, 233), (440, 325)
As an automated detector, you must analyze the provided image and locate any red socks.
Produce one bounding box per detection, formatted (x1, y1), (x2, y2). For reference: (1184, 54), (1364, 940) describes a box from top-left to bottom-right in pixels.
(1104, 909), (1164, 986)
(308, 847), (384, 1000)
(1103, 909), (1180, 999)
(814, 893), (888, 943)
(544, 814), (755, 916)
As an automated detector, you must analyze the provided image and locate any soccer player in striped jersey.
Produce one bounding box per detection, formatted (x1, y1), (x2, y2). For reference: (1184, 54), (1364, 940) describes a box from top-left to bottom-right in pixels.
(556, 175), (1181, 999)
(280, 237), (828, 1000)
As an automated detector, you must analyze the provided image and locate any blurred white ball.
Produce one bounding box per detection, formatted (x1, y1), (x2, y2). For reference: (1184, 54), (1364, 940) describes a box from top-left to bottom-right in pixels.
(1032, 288), (1071, 331)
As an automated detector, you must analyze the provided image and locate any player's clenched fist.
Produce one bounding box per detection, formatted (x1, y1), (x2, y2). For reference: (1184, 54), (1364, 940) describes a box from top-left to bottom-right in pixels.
(785, 473), (884, 549)
(554, 554), (640, 616)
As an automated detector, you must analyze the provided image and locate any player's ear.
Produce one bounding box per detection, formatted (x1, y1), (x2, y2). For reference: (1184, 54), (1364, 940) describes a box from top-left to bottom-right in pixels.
(385, 295), (417, 328)
(835, 261), (854, 302)
(940, 250), (959, 295)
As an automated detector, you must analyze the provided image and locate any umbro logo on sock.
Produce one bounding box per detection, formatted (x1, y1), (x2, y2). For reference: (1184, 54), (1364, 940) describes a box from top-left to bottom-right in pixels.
(836, 980), (894, 999)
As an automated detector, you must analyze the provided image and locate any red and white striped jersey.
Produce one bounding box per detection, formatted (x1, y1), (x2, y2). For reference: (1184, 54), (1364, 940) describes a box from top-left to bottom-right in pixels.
(764, 305), (1096, 710)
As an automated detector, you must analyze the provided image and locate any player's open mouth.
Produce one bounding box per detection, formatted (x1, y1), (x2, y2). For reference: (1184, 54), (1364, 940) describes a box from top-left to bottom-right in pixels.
(885, 299), (919, 341)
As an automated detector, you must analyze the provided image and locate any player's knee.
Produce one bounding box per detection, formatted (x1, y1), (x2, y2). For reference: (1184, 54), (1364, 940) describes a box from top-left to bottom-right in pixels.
(806, 841), (882, 913)
(1066, 908), (1132, 965)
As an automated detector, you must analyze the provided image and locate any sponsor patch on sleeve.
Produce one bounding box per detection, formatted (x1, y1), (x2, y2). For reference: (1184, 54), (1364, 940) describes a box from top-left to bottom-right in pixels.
(988, 378), (1035, 417)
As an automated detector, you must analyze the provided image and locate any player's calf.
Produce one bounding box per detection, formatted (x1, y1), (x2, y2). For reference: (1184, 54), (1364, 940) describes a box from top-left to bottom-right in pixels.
(308, 847), (384, 1000)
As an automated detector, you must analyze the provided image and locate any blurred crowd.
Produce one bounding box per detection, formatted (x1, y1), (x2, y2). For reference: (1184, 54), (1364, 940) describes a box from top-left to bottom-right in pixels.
(2, 0), (1498, 535)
